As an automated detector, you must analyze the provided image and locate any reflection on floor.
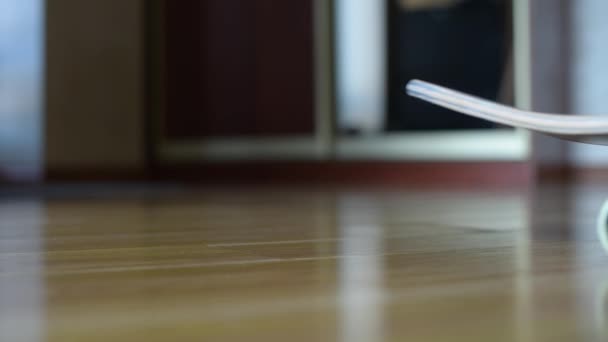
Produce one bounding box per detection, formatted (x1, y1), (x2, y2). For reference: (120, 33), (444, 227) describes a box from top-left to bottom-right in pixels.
(1, 182), (608, 341)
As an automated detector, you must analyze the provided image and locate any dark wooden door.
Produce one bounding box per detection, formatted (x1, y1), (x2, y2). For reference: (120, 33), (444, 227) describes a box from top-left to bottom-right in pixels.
(164, 0), (315, 139)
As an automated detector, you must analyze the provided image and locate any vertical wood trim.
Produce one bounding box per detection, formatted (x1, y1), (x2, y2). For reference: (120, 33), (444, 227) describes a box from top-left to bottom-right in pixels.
(313, 0), (335, 158)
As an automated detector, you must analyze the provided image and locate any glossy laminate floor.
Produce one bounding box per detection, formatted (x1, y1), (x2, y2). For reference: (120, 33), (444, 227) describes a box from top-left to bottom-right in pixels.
(2, 182), (608, 341)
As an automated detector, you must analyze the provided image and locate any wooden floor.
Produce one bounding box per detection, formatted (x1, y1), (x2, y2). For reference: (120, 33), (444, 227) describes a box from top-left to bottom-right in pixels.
(2, 182), (608, 341)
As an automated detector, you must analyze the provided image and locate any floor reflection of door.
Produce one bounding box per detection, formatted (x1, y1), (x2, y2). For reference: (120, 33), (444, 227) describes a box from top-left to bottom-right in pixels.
(0, 201), (45, 341)
(338, 195), (384, 342)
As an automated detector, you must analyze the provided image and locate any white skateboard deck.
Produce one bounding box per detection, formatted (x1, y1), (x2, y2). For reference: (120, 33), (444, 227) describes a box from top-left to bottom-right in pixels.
(406, 79), (608, 145)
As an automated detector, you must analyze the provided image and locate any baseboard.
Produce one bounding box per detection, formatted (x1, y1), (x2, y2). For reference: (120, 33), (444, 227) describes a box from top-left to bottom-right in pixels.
(0, 165), (43, 184)
(538, 166), (608, 183)
(45, 167), (148, 182)
(153, 161), (533, 187)
(42, 162), (534, 187)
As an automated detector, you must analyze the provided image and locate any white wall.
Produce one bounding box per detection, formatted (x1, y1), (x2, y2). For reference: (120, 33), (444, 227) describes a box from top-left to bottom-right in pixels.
(0, 0), (44, 181)
(568, 0), (608, 167)
(527, 0), (569, 167)
(335, 0), (386, 134)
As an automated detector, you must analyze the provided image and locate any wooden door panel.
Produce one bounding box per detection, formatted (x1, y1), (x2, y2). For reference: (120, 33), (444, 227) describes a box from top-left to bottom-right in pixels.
(164, 0), (314, 139)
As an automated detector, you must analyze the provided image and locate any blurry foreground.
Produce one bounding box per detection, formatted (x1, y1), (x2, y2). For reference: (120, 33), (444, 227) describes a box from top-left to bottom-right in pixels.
(2, 180), (608, 341)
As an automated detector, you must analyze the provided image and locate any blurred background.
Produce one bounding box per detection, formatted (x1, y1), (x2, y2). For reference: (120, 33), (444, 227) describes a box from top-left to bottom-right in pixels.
(0, 0), (606, 185)
(5, 2), (608, 341)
